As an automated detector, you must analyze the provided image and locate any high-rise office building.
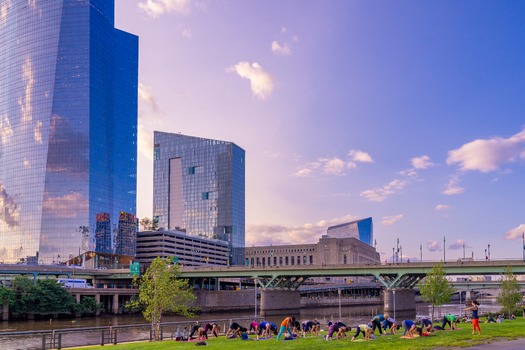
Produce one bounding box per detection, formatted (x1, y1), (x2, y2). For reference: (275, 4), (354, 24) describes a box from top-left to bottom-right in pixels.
(326, 217), (374, 246)
(153, 132), (245, 265)
(0, 1), (138, 264)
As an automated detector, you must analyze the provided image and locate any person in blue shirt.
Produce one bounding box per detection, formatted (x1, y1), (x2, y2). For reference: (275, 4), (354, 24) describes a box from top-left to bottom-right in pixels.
(420, 317), (433, 333)
(465, 300), (481, 335)
(382, 316), (399, 334)
(401, 319), (416, 338)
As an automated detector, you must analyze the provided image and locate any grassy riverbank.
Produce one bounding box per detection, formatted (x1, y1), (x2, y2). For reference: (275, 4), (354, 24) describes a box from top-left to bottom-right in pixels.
(75, 318), (525, 349)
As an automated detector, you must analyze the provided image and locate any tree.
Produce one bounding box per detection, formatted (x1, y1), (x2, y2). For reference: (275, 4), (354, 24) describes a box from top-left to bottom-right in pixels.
(10, 277), (76, 317)
(497, 266), (522, 317)
(418, 262), (455, 321)
(132, 257), (196, 340)
(0, 284), (14, 307)
(139, 217), (159, 231)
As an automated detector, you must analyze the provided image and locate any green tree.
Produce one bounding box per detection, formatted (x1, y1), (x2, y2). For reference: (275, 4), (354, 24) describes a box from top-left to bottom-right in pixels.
(497, 266), (522, 317)
(133, 257), (196, 340)
(78, 296), (103, 316)
(418, 262), (455, 321)
(139, 217), (159, 231)
(0, 284), (14, 307)
(10, 277), (76, 317)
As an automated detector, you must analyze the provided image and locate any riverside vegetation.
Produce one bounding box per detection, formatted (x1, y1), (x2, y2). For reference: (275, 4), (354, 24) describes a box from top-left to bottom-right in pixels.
(76, 317), (525, 350)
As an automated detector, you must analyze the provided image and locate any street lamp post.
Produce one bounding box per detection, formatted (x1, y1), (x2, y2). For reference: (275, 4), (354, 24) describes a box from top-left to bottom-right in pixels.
(488, 244), (491, 261)
(392, 247), (395, 263)
(420, 244), (422, 262)
(443, 236), (446, 262)
(254, 278), (258, 319)
(338, 289), (342, 320)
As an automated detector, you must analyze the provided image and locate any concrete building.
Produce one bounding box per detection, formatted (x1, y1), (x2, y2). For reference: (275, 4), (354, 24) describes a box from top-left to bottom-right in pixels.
(0, 0), (138, 264)
(245, 235), (380, 268)
(136, 229), (229, 267)
(153, 132), (245, 265)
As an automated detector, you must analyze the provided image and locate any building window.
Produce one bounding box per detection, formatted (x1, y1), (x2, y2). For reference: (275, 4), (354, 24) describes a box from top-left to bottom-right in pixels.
(202, 192), (209, 200)
(344, 254), (347, 264)
(303, 256), (307, 265)
(297, 256), (300, 265)
(285, 257), (289, 265)
(251, 258), (254, 266)
(256, 257), (260, 266)
(291, 256), (295, 265)
(279, 257), (283, 265)
(154, 145), (160, 160)
(309, 255), (313, 265)
(188, 166), (195, 174)
(267, 257), (271, 266)
(274, 257), (277, 265)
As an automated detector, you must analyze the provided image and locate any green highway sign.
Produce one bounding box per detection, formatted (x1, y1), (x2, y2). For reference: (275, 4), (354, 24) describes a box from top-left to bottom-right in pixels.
(130, 262), (140, 276)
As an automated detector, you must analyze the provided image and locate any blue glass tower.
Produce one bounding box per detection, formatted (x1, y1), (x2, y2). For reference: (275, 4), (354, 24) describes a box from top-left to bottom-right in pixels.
(326, 217), (374, 246)
(153, 132), (245, 265)
(0, 1), (138, 264)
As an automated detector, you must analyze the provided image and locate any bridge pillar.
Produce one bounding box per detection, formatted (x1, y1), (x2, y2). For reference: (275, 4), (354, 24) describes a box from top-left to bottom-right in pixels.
(95, 294), (101, 316)
(2, 302), (8, 321)
(384, 289), (416, 320)
(112, 294), (120, 314)
(260, 289), (300, 316)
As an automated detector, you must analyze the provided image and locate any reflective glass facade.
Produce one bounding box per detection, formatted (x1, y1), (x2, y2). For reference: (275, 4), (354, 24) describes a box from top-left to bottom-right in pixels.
(0, 0), (138, 264)
(153, 132), (245, 265)
(326, 217), (374, 246)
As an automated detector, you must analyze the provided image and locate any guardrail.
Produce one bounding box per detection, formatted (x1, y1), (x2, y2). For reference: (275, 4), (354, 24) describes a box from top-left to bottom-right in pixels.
(0, 316), (258, 349)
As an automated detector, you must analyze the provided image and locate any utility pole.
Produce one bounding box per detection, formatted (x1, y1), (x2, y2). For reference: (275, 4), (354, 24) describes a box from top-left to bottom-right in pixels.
(420, 244), (422, 262)
(443, 236), (446, 262)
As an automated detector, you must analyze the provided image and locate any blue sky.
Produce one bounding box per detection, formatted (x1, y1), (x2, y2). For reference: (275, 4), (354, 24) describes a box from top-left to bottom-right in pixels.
(115, 0), (525, 262)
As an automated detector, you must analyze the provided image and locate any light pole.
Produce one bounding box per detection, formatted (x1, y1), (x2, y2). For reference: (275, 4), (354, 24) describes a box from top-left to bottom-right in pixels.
(522, 233), (525, 261)
(420, 244), (422, 262)
(463, 242), (465, 259)
(338, 289), (342, 320)
(485, 248), (487, 261)
(392, 247), (395, 263)
(488, 244), (491, 261)
(393, 289), (396, 320)
(254, 278), (258, 319)
(443, 236), (446, 262)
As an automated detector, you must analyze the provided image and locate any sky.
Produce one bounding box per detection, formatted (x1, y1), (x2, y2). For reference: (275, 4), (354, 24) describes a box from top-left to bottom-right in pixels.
(114, 0), (525, 263)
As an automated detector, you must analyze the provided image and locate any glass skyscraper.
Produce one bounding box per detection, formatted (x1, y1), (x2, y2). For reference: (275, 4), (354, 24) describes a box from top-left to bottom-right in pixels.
(326, 217), (374, 246)
(153, 132), (245, 265)
(0, 1), (138, 264)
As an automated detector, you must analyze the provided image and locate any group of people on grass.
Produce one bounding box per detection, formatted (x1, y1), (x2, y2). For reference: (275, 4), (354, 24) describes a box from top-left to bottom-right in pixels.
(187, 300), (483, 342)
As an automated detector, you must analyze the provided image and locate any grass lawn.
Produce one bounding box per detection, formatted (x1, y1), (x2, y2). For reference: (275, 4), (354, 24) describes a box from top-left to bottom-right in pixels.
(74, 318), (525, 350)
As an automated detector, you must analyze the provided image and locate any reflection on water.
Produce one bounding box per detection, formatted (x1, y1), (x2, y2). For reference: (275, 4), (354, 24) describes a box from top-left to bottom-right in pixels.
(0, 298), (503, 332)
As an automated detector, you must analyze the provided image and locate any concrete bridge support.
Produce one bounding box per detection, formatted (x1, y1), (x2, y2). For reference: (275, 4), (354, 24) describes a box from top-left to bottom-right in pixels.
(2, 302), (8, 321)
(260, 289), (301, 317)
(112, 294), (120, 314)
(384, 289), (416, 320)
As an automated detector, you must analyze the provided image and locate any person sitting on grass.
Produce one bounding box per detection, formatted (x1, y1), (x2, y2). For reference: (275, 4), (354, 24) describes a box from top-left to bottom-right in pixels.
(351, 323), (372, 341)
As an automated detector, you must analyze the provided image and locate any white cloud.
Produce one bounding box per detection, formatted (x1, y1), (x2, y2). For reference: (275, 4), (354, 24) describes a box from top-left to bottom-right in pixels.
(427, 240), (441, 252)
(442, 174), (464, 195)
(447, 128), (525, 173)
(43, 192), (88, 218)
(293, 168), (312, 177)
(227, 62), (274, 100)
(360, 179), (407, 202)
(411, 155), (435, 169)
(138, 0), (191, 18)
(435, 204), (450, 211)
(281, 26), (287, 33)
(504, 224), (525, 240)
(0, 114), (13, 144)
(322, 157), (345, 176)
(293, 150), (373, 177)
(448, 239), (469, 250)
(382, 214), (403, 225)
(246, 214), (359, 246)
(271, 41), (292, 56)
(348, 149), (374, 163)
(138, 124), (154, 161)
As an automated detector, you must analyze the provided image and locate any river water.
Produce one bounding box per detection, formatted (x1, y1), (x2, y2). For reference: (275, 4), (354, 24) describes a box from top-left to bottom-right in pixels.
(0, 296), (503, 332)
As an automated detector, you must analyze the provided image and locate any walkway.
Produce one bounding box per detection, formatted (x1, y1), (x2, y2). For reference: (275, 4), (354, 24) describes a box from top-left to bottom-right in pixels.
(459, 338), (525, 349)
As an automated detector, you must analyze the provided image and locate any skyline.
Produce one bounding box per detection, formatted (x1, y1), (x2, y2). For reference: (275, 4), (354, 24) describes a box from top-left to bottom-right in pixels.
(114, 0), (525, 262)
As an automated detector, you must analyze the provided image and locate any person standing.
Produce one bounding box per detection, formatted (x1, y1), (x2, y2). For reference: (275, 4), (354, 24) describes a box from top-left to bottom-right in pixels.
(276, 316), (295, 341)
(465, 300), (481, 335)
